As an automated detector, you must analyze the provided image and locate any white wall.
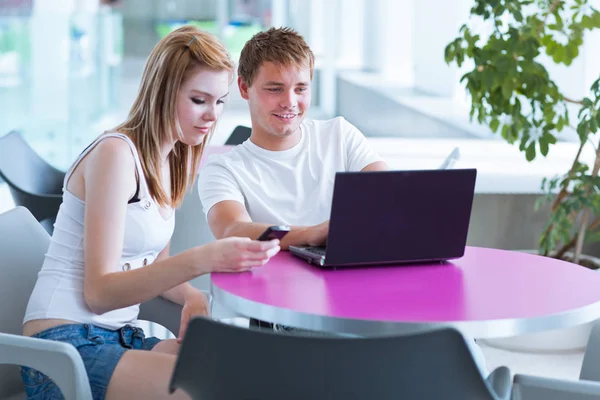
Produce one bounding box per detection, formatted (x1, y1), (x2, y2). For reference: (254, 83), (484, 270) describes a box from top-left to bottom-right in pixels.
(381, 0), (415, 85)
(410, 0), (600, 103)
(362, 0), (415, 85)
(412, 0), (472, 96)
(337, 0), (364, 69)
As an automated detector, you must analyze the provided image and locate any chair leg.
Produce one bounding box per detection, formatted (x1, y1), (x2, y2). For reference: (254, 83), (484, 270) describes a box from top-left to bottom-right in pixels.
(249, 318), (274, 330)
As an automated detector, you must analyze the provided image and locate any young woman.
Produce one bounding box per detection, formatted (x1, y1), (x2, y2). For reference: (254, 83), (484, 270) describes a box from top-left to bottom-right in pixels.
(21, 26), (280, 400)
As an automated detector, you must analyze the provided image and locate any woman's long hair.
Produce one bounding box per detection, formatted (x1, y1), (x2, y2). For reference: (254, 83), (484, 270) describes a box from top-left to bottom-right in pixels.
(115, 26), (233, 208)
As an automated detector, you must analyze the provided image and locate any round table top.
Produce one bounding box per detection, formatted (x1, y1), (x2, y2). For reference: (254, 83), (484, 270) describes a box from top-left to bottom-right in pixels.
(211, 247), (600, 338)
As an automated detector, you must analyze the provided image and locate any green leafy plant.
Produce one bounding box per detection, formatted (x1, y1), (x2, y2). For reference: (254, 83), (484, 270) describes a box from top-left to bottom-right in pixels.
(445, 0), (600, 265)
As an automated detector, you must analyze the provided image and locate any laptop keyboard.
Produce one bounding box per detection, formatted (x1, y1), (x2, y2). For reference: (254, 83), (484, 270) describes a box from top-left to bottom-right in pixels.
(305, 246), (326, 256)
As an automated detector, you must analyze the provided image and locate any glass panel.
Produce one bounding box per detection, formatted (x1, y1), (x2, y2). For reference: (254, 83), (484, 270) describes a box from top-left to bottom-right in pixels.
(0, 1), (286, 170)
(0, 5), (123, 170)
(153, 0), (267, 60)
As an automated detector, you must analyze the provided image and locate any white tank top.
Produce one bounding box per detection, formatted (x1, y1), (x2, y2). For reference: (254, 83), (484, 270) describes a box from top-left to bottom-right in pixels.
(24, 133), (175, 330)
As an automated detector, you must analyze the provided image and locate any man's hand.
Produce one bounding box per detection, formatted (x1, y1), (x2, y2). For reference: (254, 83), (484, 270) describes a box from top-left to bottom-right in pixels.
(177, 291), (211, 343)
(306, 220), (329, 247)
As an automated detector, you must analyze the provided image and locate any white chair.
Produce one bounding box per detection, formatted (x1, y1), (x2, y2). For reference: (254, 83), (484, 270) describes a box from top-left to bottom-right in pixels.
(510, 320), (600, 399)
(0, 207), (185, 400)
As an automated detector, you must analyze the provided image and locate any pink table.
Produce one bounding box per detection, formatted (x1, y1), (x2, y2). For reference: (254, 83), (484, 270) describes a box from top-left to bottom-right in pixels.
(211, 247), (600, 338)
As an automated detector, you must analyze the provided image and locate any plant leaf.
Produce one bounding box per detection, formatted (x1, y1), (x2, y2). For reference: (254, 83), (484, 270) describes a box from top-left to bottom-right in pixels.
(490, 118), (500, 132)
(540, 138), (550, 156)
(526, 143), (536, 161)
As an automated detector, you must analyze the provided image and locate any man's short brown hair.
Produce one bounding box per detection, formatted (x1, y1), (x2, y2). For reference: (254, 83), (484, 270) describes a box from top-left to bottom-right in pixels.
(238, 27), (315, 87)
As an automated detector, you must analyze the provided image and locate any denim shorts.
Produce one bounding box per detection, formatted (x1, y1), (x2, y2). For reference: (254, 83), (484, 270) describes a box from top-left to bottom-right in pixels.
(20, 323), (161, 400)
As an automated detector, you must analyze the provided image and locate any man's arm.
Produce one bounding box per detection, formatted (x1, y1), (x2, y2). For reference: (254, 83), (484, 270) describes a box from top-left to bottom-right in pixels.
(207, 200), (327, 250)
(341, 118), (388, 172)
(362, 161), (388, 172)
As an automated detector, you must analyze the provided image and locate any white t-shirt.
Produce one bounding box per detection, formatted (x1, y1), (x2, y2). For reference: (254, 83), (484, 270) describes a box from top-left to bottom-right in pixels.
(198, 117), (384, 226)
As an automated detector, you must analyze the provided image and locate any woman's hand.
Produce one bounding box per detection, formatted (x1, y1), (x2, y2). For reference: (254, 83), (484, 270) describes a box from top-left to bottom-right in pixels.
(200, 237), (280, 273)
(177, 291), (211, 343)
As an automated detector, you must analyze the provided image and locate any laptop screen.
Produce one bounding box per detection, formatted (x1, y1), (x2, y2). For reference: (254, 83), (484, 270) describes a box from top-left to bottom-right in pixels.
(324, 169), (477, 266)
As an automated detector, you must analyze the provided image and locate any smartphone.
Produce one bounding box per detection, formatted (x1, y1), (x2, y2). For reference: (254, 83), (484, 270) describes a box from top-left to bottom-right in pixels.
(257, 225), (290, 241)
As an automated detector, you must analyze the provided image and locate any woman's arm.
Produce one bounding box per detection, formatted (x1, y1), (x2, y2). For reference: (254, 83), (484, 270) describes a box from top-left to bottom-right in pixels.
(81, 140), (279, 315)
(157, 242), (205, 306)
(208, 200), (329, 250)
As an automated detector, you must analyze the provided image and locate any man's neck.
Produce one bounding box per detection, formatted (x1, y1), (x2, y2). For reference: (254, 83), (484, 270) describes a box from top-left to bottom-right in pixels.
(249, 128), (302, 151)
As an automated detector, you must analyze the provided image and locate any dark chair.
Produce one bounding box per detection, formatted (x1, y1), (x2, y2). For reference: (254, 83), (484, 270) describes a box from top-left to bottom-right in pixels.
(0, 131), (64, 234)
(169, 317), (512, 400)
(224, 125), (251, 145)
(0, 131), (65, 234)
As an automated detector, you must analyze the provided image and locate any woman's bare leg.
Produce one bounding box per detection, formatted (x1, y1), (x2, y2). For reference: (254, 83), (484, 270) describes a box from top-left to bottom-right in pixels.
(151, 338), (181, 355)
(105, 350), (190, 400)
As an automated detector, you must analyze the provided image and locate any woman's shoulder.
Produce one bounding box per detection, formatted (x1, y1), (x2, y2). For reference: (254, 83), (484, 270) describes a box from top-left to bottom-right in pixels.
(85, 133), (138, 169)
(65, 133), (139, 200)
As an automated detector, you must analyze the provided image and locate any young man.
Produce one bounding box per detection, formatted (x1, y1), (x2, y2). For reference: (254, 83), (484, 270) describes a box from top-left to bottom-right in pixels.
(198, 27), (387, 251)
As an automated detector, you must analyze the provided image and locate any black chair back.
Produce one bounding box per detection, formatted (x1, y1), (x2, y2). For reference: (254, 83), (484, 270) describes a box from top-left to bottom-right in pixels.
(225, 125), (251, 145)
(170, 317), (503, 400)
(0, 131), (64, 232)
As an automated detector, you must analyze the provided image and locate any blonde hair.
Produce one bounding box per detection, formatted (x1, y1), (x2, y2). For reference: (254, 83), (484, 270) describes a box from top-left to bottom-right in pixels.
(115, 26), (233, 208)
(238, 27), (314, 87)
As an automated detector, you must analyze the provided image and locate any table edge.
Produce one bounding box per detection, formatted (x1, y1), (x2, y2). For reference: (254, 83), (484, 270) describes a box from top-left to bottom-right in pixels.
(211, 281), (600, 338)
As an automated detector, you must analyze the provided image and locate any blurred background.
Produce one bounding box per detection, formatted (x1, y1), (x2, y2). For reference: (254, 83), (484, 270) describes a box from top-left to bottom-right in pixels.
(2, 0), (600, 251)
(3, 0), (600, 165)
